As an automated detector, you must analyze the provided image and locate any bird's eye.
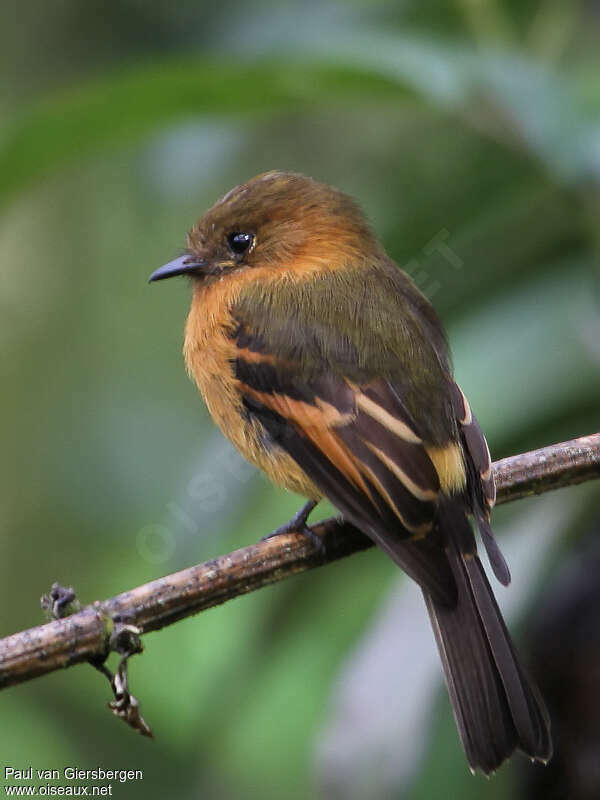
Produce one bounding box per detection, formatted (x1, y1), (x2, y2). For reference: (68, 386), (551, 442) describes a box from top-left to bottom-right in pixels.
(227, 232), (254, 257)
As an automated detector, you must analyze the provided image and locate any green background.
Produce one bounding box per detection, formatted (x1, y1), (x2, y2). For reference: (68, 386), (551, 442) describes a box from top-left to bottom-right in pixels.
(1, 1), (599, 798)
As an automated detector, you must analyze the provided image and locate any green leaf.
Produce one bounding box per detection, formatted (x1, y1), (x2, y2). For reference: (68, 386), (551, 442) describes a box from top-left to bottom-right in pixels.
(0, 59), (407, 209)
(2, 35), (598, 210)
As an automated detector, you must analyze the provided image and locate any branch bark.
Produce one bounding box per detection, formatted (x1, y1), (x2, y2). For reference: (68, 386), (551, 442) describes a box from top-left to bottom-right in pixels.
(1, 433), (599, 691)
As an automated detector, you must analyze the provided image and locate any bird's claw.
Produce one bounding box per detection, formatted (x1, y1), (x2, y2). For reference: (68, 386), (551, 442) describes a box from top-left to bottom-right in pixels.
(261, 500), (325, 554)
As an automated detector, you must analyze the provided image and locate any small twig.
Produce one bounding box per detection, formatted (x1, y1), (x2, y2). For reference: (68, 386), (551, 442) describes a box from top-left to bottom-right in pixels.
(40, 582), (80, 620)
(41, 583), (152, 734)
(97, 624), (153, 738)
(0, 433), (598, 692)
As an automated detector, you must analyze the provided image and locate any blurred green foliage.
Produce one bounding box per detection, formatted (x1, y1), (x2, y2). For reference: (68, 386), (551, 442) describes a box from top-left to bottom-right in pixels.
(1, 1), (599, 798)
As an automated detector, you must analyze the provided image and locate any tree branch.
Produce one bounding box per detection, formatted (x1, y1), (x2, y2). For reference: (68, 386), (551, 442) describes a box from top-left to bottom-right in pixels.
(1, 433), (599, 691)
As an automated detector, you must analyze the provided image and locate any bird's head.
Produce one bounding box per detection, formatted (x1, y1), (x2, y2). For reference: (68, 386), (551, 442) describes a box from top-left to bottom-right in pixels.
(149, 171), (382, 284)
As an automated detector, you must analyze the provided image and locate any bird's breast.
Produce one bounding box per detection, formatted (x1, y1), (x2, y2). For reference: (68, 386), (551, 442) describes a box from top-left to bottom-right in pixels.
(183, 276), (321, 499)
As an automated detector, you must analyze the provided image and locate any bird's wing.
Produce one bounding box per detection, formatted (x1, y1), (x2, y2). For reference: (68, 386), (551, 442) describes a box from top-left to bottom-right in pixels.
(230, 312), (490, 604)
(446, 380), (510, 585)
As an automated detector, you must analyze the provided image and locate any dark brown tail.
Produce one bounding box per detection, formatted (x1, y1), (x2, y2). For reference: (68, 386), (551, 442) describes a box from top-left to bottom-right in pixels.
(424, 501), (552, 774)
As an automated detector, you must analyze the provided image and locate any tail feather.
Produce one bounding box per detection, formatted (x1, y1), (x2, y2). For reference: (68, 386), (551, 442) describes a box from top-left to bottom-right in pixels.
(425, 502), (552, 774)
(474, 508), (511, 587)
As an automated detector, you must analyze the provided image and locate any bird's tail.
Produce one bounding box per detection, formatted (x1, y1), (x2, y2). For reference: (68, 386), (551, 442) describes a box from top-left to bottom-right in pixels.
(424, 501), (552, 774)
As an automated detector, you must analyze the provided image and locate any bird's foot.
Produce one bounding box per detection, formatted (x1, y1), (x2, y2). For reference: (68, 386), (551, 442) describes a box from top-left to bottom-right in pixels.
(261, 500), (324, 554)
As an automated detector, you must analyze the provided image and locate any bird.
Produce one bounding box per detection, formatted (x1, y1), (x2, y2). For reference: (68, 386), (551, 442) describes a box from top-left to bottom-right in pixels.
(149, 170), (552, 774)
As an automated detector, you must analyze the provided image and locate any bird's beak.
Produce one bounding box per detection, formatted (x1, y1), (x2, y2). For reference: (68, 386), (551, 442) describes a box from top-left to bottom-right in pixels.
(148, 255), (208, 283)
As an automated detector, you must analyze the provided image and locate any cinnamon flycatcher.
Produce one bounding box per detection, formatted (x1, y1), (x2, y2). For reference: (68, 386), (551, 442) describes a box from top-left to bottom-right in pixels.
(149, 171), (552, 774)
